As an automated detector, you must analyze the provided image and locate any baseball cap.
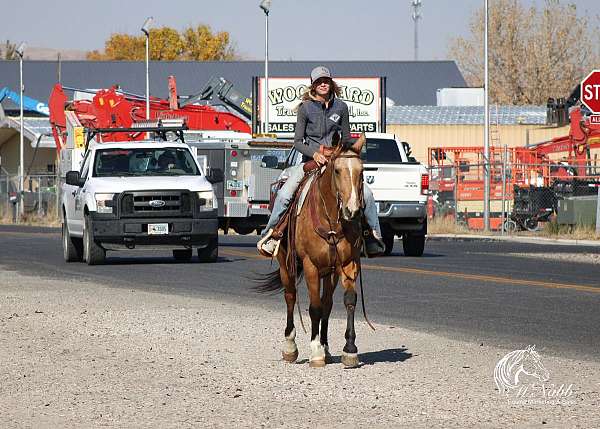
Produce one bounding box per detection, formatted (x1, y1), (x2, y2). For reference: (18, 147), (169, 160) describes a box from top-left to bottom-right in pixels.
(310, 66), (332, 83)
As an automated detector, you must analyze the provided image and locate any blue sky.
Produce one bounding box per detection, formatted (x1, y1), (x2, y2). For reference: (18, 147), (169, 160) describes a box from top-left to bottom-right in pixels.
(3, 0), (599, 60)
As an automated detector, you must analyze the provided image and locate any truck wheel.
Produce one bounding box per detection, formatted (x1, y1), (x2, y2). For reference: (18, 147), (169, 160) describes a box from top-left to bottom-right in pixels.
(197, 236), (218, 263)
(173, 249), (193, 262)
(62, 221), (83, 262)
(233, 226), (256, 235)
(382, 229), (395, 256)
(83, 215), (106, 265)
(402, 234), (425, 257)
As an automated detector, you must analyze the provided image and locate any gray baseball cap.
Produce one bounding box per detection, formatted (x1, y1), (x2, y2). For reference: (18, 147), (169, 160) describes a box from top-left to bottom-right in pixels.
(310, 66), (332, 83)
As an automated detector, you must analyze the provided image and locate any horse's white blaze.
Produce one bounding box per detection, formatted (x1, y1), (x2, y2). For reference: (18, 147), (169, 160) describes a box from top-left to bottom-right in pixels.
(347, 158), (360, 213)
(283, 328), (297, 354)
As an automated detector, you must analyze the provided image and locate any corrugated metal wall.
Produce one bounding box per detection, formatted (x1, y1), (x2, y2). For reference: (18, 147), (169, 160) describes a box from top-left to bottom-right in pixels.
(387, 124), (571, 164)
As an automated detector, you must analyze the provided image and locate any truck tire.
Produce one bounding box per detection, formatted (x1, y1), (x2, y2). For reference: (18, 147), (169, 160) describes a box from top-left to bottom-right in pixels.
(382, 229), (395, 256)
(62, 221), (83, 262)
(173, 249), (193, 262)
(402, 233), (425, 257)
(197, 236), (218, 263)
(83, 215), (106, 265)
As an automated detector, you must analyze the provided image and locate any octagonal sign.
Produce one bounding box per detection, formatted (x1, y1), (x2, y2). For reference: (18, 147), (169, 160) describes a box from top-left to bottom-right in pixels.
(581, 70), (600, 114)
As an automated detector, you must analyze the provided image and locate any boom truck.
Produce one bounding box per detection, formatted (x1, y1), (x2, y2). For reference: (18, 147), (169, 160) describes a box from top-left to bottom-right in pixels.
(50, 76), (290, 247)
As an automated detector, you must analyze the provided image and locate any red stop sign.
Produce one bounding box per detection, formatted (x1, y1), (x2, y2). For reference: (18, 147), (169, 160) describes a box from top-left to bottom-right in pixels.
(581, 70), (600, 114)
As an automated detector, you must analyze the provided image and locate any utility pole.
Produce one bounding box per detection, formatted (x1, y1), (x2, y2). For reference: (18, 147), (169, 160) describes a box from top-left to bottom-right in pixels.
(483, 0), (490, 231)
(411, 0), (422, 61)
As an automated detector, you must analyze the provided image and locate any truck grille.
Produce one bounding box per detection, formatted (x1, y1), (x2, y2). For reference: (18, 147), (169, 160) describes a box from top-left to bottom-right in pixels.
(120, 191), (192, 217)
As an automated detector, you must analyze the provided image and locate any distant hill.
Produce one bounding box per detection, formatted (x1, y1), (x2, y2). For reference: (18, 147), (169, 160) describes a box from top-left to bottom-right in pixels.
(19, 46), (88, 61)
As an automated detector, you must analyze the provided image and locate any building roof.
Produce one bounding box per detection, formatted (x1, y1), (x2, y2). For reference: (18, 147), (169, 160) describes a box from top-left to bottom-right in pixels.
(0, 60), (466, 111)
(386, 105), (548, 125)
(0, 116), (55, 148)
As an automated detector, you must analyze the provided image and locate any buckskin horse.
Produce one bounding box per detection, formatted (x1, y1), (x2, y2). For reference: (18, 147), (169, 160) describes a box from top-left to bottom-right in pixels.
(256, 133), (370, 368)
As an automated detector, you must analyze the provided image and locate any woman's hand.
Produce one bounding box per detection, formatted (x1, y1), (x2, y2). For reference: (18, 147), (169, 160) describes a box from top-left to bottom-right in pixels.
(313, 151), (328, 166)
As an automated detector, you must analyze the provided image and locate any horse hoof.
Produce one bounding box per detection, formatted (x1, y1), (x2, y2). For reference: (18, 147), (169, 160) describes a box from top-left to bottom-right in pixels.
(341, 352), (359, 368)
(309, 358), (326, 368)
(282, 350), (298, 363)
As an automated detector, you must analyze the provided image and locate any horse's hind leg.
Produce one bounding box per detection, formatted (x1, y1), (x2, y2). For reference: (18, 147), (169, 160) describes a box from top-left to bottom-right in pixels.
(279, 251), (298, 363)
(320, 273), (338, 363)
(340, 263), (360, 368)
(303, 258), (326, 367)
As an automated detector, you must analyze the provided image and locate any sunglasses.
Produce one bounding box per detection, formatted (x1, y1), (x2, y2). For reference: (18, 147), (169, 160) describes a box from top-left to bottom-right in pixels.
(314, 77), (332, 86)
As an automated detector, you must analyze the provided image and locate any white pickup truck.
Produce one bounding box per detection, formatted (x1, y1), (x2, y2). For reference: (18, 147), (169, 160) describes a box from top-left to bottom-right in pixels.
(269, 132), (428, 256)
(361, 132), (428, 256)
(61, 140), (219, 265)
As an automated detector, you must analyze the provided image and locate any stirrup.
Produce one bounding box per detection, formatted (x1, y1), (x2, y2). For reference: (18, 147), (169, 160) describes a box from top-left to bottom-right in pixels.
(257, 229), (281, 258)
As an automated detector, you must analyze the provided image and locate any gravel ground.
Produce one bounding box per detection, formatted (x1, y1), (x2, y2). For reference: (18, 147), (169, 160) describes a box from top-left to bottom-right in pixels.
(1, 268), (599, 428)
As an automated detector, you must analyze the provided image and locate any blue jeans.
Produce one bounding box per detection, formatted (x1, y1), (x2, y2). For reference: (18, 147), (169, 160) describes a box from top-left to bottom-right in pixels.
(262, 164), (381, 237)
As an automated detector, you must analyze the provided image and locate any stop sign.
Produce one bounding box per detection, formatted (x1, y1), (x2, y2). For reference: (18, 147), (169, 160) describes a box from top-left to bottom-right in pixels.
(581, 70), (600, 113)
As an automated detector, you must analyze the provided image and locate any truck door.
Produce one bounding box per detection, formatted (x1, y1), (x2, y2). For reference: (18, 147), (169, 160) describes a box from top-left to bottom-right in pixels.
(71, 151), (92, 235)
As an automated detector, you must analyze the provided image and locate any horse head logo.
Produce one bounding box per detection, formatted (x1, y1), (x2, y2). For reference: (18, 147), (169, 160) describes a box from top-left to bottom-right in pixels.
(494, 345), (550, 394)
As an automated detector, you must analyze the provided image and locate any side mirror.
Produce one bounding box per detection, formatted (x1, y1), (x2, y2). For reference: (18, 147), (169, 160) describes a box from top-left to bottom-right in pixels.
(261, 155), (279, 169)
(206, 168), (224, 184)
(65, 171), (81, 186)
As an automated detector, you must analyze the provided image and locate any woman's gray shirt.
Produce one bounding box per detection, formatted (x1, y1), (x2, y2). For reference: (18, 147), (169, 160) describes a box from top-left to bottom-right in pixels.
(293, 97), (352, 161)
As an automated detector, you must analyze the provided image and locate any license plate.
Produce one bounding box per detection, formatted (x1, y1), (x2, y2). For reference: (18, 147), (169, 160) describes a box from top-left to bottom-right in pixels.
(227, 179), (244, 190)
(148, 223), (169, 235)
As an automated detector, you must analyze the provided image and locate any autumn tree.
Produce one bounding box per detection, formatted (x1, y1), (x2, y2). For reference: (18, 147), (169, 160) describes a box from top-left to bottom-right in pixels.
(448, 0), (600, 105)
(87, 24), (237, 61)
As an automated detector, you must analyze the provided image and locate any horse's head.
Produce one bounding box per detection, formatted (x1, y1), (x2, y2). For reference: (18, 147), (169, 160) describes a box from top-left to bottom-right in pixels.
(331, 133), (366, 221)
(521, 345), (550, 382)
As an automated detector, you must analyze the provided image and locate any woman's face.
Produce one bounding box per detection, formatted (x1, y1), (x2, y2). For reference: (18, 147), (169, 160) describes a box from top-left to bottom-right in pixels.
(314, 78), (332, 97)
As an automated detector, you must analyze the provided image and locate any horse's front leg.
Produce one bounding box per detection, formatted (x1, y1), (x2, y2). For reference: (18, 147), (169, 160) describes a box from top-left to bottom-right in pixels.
(341, 261), (360, 368)
(278, 250), (298, 363)
(320, 273), (338, 363)
(303, 258), (326, 367)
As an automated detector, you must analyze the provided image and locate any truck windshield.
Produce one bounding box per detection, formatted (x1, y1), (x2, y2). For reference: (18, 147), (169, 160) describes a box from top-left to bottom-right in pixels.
(93, 147), (200, 177)
(361, 139), (404, 163)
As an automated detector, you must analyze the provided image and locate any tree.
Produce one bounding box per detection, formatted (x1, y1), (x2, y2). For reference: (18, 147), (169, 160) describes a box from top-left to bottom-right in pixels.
(1, 40), (17, 60)
(448, 0), (600, 105)
(87, 24), (238, 61)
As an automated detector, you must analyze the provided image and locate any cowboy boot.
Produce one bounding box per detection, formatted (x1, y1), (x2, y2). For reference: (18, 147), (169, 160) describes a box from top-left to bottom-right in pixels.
(365, 229), (386, 257)
(257, 229), (281, 258)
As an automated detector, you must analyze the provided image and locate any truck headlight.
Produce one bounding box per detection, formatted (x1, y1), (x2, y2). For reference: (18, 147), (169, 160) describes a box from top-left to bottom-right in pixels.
(197, 191), (216, 211)
(95, 193), (115, 214)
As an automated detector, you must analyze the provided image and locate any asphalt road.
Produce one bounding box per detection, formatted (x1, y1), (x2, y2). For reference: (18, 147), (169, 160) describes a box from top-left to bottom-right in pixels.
(1, 224), (599, 361)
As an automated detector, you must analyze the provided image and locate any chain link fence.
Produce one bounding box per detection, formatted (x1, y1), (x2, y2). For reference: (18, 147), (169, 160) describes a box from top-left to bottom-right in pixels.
(428, 150), (600, 235)
(0, 174), (59, 223)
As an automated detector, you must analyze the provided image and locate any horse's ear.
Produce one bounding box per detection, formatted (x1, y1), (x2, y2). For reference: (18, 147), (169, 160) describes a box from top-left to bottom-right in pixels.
(331, 131), (341, 147)
(350, 133), (366, 154)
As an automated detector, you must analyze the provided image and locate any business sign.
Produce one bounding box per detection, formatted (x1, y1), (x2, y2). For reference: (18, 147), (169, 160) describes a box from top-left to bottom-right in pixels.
(257, 77), (384, 137)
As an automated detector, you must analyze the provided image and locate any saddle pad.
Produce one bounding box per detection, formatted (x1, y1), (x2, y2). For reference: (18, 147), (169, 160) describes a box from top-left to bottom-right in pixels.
(296, 174), (317, 215)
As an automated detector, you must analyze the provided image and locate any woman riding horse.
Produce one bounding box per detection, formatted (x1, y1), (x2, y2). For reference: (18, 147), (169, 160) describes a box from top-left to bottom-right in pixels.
(257, 66), (385, 257)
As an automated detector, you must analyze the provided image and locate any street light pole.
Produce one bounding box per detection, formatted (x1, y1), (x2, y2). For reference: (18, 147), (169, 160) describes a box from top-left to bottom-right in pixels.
(16, 42), (26, 220)
(483, 0), (490, 231)
(141, 17), (153, 121)
(260, 0), (271, 134)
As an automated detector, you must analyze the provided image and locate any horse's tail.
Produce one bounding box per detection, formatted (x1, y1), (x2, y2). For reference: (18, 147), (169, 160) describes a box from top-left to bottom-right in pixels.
(253, 269), (284, 294)
(252, 260), (304, 294)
